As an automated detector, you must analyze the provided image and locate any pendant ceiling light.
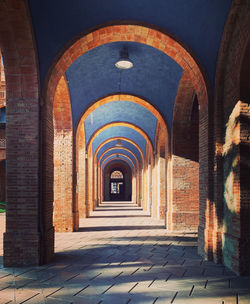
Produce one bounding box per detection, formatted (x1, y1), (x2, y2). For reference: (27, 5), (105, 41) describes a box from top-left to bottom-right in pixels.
(115, 47), (133, 69)
(115, 139), (123, 147)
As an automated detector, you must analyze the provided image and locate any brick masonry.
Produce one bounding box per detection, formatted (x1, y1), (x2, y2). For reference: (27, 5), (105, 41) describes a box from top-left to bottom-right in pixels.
(171, 72), (199, 232)
(53, 75), (74, 232)
(0, 0), (42, 266)
(0, 0), (248, 277)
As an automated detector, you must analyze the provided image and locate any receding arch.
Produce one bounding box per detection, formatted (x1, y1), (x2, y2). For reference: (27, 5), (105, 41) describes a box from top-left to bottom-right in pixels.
(44, 24), (209, 115)
(87, 121), (153, 155)
(103, 159), (133, 202)
(98, 147), (139, 169)
(42, 23), (210, 264)
(101, 153), (135, 170)
(95, 137), (145, 165)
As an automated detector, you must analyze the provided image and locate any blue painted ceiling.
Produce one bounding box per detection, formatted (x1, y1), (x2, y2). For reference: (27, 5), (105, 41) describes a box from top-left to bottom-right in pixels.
(28, 0), (232, 164)
(102, 155), (134, 170)
(28, 0), (232, 88)
(97, 140), (141, 163)
(92, 126), (147, 156)
(67, 42), (182, 128)
(100, 149), (137, 167)
(84, 100), (158, 146)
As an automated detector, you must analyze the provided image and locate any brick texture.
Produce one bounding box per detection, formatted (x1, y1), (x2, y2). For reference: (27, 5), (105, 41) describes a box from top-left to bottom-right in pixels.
(53, 75), (74, 232)
(170, 72), (199, 232)
(0, 0), (43, 266)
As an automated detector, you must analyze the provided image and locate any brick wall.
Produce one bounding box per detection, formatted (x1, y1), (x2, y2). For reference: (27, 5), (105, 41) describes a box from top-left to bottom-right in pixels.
(53, 75), (74, 232)
(212, 0), (250, 274)
(170, 72), (199, 232)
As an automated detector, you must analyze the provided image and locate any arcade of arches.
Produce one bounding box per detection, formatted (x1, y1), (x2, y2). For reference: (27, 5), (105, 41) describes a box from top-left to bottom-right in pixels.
(0, 0), (249, 277)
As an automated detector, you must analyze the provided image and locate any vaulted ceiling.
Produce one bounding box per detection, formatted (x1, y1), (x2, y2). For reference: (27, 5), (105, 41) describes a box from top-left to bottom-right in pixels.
(28, 0), (233, 168)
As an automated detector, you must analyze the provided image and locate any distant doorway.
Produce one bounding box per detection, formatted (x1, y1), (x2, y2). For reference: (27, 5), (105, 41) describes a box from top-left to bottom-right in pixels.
(110, 170), (125, 201)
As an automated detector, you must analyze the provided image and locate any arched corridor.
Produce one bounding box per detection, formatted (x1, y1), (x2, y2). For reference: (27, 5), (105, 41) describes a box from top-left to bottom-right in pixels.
(0, 0), (250, 302)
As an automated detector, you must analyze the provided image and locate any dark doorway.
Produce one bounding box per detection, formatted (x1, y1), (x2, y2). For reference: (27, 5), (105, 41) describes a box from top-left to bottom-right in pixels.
(110, 170), (125, 201)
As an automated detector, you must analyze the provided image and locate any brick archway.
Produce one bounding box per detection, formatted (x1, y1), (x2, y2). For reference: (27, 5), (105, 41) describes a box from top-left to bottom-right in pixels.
(44, 24), (209, 113)
(98, 147), (139, 168)
(95, 137), (145, 165)
(87, 121), (153, 153)
(41, 23), (210, 264)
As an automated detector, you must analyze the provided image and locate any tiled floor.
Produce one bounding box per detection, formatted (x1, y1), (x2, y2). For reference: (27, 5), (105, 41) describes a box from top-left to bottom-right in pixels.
(0, 202), (250, 304)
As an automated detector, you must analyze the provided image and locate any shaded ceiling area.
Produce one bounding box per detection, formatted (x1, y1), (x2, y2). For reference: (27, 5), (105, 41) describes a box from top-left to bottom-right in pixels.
(92, 126), (148, 156)
(67, 42), (183, 128)
(102, 156), (134, 170)
(27, 0), (233, 169)
(100, 148), (137, 167)
(97, 140), (142, 163)
(28, 0), (232, 87)
(84, 99), (158, 146)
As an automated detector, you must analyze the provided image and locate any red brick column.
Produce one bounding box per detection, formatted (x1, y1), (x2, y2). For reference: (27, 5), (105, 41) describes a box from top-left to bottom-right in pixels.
(213, 1), (250, 273)
(76, 123), (87, 218)
(0, 0), (43, 266)
(171, 72), (200, 231)
(53, 75), (74, 232)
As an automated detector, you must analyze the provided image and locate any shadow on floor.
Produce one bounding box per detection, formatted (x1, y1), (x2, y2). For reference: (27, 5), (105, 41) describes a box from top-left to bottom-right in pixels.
(78, 225), (166, 232)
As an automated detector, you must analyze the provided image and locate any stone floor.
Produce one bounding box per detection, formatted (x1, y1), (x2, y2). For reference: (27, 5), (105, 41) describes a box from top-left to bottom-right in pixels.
(0, 202), (250, 304)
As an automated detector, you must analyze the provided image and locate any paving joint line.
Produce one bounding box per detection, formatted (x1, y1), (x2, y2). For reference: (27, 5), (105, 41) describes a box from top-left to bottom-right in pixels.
(148, 277), (157, 288)
(73, 284), (89, 296)
(171, 291), (178, 303)
(189, 285), (194, 296)
(46, 287), (64, 298)
(128, 282), (138, 293)
(166, 273), (172, 282)
(131, 267), (140, 275)
(40, 275), (57, 283)
(20, 293), (40, 304)
(65, 273), (80, 282)
(113, 271), (123, 279)
(90, 272), (102, 281)
(102, 283), (115, 294)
